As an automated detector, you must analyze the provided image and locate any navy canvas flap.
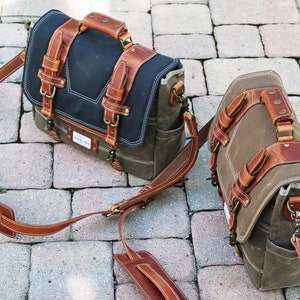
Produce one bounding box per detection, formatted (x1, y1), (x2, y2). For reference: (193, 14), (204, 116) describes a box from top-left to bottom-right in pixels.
(22, 10), (180, 147)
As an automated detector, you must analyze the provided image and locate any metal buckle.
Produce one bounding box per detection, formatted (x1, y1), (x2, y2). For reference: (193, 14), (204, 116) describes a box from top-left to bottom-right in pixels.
(103, 114), (119, 127)
(40, 86), (56, 99)
(106, 208), (124, 217)
(119, 36), (133, 49)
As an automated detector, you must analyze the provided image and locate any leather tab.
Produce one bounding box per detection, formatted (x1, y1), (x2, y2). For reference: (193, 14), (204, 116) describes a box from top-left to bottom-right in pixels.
(0, 203), (16, 238)
(82, 12), (128, 40)
(115, 251), (187, 300)
(261, 87), (293, 126)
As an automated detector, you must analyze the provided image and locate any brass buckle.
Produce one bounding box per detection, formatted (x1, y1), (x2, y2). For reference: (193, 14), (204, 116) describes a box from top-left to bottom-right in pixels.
(103, 115), (119, 127)
(119, 36), (133, 49)
(40, 86), (56, 99)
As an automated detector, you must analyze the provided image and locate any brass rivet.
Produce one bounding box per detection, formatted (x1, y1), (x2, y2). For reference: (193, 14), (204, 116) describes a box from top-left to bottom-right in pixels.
(67, 134), (71, 139)
(269, 89), (276, 95)
(279, 109), (286, 115)
(92, 147), (96, 152)
(274, 99), (281, 105)
(114, 23), (122, 28)
(102, 17), (109, 23)
(89, 13), (97, 18)
(93, 139), (97, 143)
(67, 127), (72, 132)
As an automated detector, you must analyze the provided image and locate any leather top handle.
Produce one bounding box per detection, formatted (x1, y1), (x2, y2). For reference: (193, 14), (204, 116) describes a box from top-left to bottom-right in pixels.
(79, 12), (132, 48)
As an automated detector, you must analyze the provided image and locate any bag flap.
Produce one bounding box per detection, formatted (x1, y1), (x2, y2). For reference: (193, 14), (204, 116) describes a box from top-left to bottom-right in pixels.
(236, 164), (300, 243)
(23, 10), (181, 148)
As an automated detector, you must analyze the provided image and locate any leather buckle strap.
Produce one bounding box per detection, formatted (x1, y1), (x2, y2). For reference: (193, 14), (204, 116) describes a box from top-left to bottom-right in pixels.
(39, 18), (80, 117)
(102, 44), (156, 148)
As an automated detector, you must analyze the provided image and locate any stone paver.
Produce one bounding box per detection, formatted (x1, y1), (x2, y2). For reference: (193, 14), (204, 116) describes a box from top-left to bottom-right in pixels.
(260, 24), (300, 57)
(0, 243), (30, 300)
(210, 0), (299, 25)
(152, 4), (212, 35)
(198, 265), (284, 299)
(29, 241), (114, 299)
(215, 25), (264, 57)
(205, 58), (300, 95)
(0, 83), (21, 143)
(1, 1), (300, 299)
(53, 144), (127, 188)
(0, 143), (53, 189)
(155, 34), (217, 59)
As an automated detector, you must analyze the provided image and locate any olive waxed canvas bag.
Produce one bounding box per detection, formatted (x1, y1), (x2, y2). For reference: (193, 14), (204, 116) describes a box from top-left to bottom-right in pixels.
(208, 70), (300, 290)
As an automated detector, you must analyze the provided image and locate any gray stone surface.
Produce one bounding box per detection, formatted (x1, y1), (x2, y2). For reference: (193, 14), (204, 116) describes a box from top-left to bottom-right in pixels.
(53, 144), (127, 188)
(260, 24), (300, 57)
(29, 241), (114, 299)
(1, 1), (300, 299)
(0, 143), (53, 189)
(205, 58), (300, 95)
(215, 25), (264, 57)
(0, 243), (30, 300)
(0, 83), (21, 143)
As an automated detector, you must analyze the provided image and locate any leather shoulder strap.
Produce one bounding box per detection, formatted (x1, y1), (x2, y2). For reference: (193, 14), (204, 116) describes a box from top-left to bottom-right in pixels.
(0, 49), (26, 83)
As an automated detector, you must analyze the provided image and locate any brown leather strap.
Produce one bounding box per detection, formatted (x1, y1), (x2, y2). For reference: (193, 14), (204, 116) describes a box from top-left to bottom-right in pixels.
(103, 44), (156, 147)
(0, 49), (26, 83)
(115, 204), (187, 300)
(39, 18), (79, 117)
(227, 141), (300, 232)
(80, 12), (132, 47)
(209, 86), (292, 170)
(0, 112), (211, 237)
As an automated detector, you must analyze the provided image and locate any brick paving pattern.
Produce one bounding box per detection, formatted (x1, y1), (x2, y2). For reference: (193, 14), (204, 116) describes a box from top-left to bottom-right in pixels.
(1, 0), (300, 299)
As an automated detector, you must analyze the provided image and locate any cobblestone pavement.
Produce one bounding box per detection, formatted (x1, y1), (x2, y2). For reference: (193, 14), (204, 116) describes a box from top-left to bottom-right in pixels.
(1, 0), (300, 299)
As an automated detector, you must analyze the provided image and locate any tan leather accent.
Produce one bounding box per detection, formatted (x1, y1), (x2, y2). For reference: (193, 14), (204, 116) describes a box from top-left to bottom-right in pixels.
(229, 142), (300, 222)
(81, 12), (129, 42)
(0, 203), (15, 238)
(103, 44), (156, 147)
(115, 252), (187, 300)
(39, 18), (80, 116)
(0, 209), (110, 236)
(211, 91), (247, 149)
(285, 196), (300, 221)
(38, 69), (65, 88)
(0, 49), (26, 83)
(170, 80), (184, 106)
(261, 86), (293, 126)
(54, 111), (107, 141)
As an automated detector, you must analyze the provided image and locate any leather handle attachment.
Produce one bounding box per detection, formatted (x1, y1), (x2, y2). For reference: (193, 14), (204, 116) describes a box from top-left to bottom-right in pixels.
(80, 12), (132, 48)
(261, 87), (294, 141)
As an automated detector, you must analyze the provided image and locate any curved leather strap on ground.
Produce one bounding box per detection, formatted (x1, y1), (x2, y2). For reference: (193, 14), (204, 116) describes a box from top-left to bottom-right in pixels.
(116, 204), (188, 300)
(0, 112), (211, 237)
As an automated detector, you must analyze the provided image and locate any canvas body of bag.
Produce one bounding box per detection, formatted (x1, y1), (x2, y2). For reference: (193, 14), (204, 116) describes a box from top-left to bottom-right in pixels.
(208, 70), (300, 290)
(22, 10), (186, 180)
